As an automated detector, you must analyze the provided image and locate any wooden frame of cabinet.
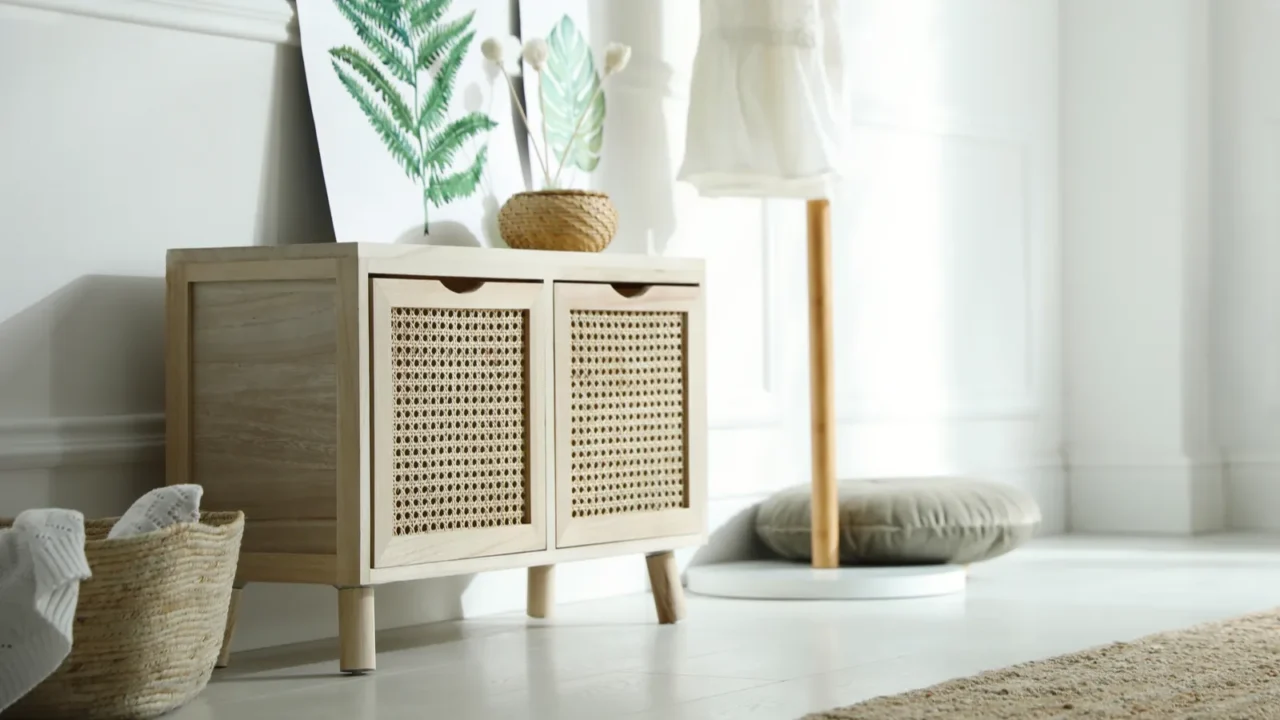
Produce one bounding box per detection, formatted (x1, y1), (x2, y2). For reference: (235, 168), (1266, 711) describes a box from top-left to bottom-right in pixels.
(166, 243), (707, 675)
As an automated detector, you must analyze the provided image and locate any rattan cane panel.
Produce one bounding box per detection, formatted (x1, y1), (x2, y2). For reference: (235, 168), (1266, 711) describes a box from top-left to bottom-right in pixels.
(569, 309), (687, 518)
(389, 306), (529, 536)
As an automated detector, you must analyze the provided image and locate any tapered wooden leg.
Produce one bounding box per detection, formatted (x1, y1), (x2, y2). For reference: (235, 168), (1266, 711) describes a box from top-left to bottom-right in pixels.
(527, 565), (555, 619)
(645, 551), (686, 624)
(337, 587), (375, 675)
(215, 584), (245, 669)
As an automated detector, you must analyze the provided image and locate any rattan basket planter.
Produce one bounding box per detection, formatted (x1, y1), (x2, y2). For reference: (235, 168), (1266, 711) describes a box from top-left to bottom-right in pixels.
(498, 189), (619, 252)
(2, 511), (244, 720)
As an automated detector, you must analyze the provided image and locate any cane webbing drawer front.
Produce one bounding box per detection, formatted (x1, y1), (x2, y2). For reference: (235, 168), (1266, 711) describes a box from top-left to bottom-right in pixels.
(372, 278), (548, 567)
(570, 309), (686, 518)
(554, 284), (707, 548)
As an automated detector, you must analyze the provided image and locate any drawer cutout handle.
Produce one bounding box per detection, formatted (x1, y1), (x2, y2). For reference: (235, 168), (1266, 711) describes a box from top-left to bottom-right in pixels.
(440, 278), (486, 294)
(610, 283), (652, 299)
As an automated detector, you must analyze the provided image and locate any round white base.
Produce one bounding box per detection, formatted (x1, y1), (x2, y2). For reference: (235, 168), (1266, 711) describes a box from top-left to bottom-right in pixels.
(685, 560), (967, 600)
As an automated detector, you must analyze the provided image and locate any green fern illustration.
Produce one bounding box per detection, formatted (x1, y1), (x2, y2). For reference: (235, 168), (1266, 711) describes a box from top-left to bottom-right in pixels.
(329, 0), (496, 234)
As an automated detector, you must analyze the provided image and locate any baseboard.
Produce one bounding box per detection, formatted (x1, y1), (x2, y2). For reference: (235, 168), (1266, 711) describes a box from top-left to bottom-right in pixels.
(1068, 456), (1224, 534)
(0, 414), (165, 472)
(0, 0), (297, 45)
(1225, 455), (1280, 530)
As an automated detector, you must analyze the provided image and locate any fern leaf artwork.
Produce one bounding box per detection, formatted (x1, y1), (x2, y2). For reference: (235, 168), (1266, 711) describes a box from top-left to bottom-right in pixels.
(327, 0), (496, 233)
(542, 15), (606, 175)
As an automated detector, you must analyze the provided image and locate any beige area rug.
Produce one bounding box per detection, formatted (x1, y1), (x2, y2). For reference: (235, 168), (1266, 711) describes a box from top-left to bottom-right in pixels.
(805, 609), (1280, 719)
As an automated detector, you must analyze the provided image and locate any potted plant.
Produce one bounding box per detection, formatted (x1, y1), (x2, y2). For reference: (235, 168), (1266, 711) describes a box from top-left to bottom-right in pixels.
(482, 28), (631, 252)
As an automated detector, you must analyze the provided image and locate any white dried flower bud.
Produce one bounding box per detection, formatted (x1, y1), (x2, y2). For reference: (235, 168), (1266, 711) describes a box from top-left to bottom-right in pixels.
(480, 37), (504, 65)
(603, 42), (631, 76)
(522, 38), (550, 72)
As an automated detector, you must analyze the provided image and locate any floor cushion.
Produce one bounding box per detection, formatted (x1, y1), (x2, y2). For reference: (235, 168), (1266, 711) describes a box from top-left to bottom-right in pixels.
(755, 477), (1041, 565)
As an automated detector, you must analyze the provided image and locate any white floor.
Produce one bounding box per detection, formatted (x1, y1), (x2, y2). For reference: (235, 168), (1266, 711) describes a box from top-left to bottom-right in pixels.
(174, 534), (1280, 720)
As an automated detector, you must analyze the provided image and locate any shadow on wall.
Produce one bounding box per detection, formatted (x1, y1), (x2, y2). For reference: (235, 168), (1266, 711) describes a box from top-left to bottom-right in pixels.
(0, 275), (165, 422)
(687, 502), (775, 568)
(590, 3), (678, 255)
(262, 43), (336, 246)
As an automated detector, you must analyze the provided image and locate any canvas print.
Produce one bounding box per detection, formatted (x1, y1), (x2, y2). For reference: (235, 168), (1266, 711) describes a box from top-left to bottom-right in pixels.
(298, 0), (523, 245)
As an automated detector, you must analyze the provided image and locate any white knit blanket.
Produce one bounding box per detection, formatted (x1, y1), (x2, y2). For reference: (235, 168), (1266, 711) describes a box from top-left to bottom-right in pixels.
(0, 509), (92, 712)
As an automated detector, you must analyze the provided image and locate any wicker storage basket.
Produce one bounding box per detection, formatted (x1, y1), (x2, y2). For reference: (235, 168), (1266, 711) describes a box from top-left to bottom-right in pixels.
(498, 189), (619, 252)
(1, 511), (244, 720)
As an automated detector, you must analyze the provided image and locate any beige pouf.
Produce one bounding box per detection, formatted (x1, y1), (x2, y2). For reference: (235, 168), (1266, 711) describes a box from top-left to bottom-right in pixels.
(755, 477), (1041, 565)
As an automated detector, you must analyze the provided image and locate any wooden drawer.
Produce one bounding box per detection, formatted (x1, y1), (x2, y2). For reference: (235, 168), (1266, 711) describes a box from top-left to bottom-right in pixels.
(552, 283), (707, 548)
(370, 278), (550, 568)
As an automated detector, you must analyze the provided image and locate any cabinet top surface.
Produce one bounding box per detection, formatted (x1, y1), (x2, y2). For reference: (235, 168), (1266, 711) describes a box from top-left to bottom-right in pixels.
(168, 242), (704, 274)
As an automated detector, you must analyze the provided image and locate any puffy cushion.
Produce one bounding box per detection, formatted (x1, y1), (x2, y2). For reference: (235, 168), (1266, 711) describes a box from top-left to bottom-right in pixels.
(755, 477), (1041, 565)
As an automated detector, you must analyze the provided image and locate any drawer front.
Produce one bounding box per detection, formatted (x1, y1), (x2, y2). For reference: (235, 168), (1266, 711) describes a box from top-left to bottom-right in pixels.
(371, 278), (549, 568)
(554, 283), (706, 548)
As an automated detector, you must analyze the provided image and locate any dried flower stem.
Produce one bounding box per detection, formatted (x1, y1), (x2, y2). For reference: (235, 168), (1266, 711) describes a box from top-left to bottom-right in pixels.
(539, 80), (551, 187)
(501, 72), (552, 185)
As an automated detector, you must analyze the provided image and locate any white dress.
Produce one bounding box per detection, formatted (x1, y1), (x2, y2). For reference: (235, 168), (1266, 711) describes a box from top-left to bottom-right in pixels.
(678, 0), (847, 200)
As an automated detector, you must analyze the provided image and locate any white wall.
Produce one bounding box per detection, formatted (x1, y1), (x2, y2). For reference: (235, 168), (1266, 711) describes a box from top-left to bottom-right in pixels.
(1212, 0), (1280, 529)
(832, 0), (1065, 531)
(0, 0), (1064, 655)
(1061, 0), (1223, 534)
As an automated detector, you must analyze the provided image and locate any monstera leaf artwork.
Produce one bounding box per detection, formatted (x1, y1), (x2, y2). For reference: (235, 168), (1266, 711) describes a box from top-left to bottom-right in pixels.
(541, 15), (606, 177)
(327, 0), (497, 233)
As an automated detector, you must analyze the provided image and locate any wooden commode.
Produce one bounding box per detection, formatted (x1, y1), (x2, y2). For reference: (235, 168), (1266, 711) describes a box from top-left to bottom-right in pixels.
(165, 243), (707, 674)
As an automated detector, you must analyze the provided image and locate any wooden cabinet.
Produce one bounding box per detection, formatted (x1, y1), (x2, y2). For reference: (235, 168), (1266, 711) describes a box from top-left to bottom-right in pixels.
(166, 244), (706, 674)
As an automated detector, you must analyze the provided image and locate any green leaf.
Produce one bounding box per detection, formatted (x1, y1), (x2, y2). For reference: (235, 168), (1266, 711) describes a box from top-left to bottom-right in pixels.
(331, 59), (421, 180)
(337, 0), (411, 49)
(542, 15), (605, 173)
(424, 112), (497, 171)
(417, 28), (473, 132)
(408, 0), (450, 35)
(427, 145), (488, 206)
(331, 0), (414, 83)
(415, 10), (472, 70)
(330, 47), (416, 136)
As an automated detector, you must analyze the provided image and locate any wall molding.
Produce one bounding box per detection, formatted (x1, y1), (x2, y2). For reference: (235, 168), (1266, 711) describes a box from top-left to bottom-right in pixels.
(1068, 456), (1225, 535)
(0, 0), (298, 45)
(0, 414), (165, 472)
(1224, 454), (1280, 530)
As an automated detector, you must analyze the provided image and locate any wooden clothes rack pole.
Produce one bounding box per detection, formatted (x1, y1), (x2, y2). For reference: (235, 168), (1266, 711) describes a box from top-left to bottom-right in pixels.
(806, 198), (839, 569)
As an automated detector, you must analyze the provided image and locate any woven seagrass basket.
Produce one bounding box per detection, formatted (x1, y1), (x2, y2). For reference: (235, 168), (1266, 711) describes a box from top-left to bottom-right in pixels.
(498, 189), (619, 252)
(2, 511), (244, 720)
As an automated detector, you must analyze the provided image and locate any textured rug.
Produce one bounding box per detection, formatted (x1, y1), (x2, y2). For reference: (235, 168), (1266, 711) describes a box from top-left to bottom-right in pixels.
(804, 609), (1280, 719)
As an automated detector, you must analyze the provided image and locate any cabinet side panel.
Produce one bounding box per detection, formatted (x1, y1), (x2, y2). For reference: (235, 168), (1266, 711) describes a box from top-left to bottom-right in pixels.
(191, 280), (339, 538)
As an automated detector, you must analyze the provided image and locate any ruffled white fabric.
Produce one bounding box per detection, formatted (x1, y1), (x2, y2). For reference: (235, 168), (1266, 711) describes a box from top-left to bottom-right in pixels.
(678, 0), (847, 199)
(0, 509), (92, 712)
(108, 485), (203, 540)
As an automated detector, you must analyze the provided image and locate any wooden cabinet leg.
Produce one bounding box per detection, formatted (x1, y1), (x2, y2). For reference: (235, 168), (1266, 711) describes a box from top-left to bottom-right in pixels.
(527, 565), (555, 619)
(645, 551), (686, 625)
(337, 587), (375, 675)
(215, 584), (245, 669)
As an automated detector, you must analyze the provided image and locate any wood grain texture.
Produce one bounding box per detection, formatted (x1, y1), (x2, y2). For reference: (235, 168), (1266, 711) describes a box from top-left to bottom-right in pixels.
(335, 257), (369, 586)
(553, 283), (706, 548)
(234, 553), (336, 585)
(527, 565), (554, 619)
(165, 264), (192, 486)
(241, 519), (337, 554)
(338, 587), (375, 674)
(191, 280), (338, 521)
(369, 532), (704, 585)
(166, 244), (704, 285)
(645, 551), (686, 624)
(370, 279), (548, 568)
(806, 198), (839, 569)
(215, 586), (243, 668)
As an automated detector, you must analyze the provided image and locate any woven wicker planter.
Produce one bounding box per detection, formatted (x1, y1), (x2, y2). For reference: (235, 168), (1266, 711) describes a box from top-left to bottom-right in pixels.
(3, 512), (244, 720)
(498, 189), (619, 252)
